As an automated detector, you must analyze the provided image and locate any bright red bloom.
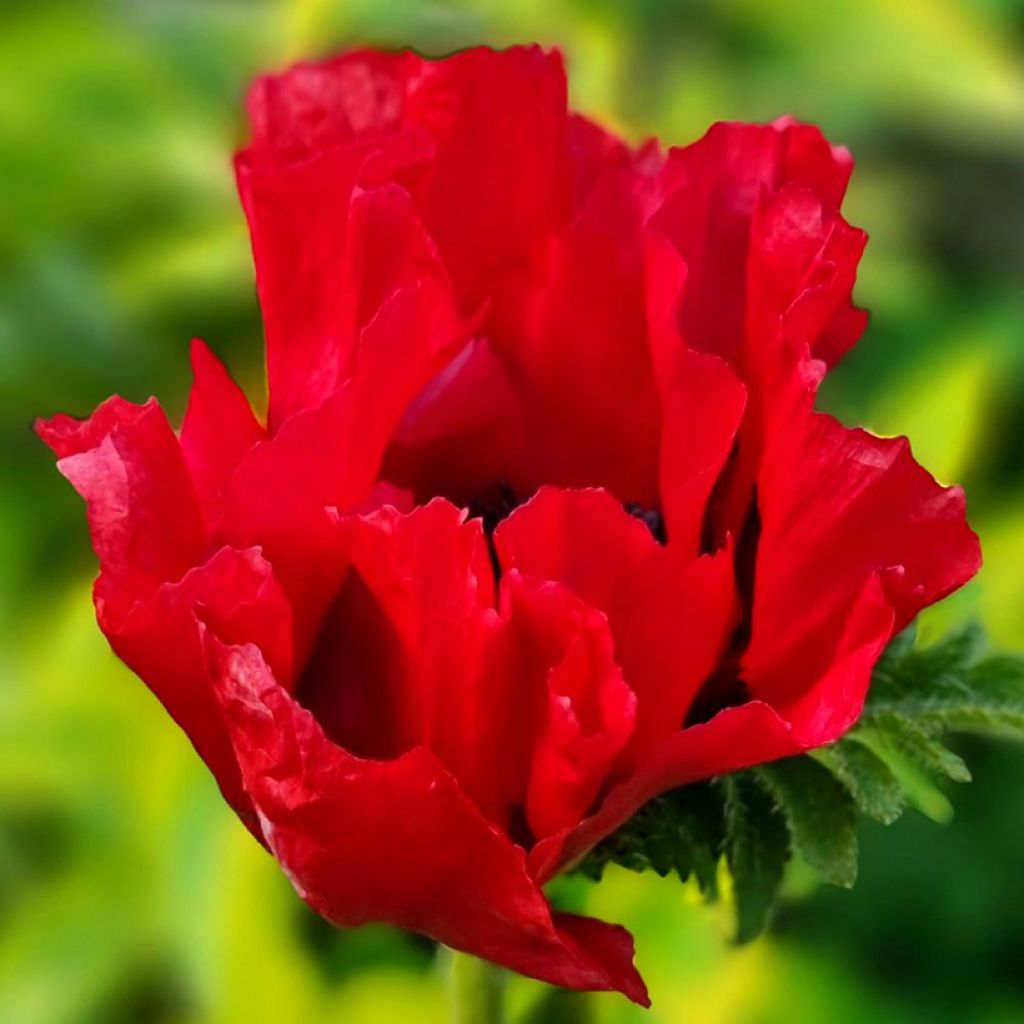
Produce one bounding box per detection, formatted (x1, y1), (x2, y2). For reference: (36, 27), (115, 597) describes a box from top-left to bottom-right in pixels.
(37, 46), (980, 1004)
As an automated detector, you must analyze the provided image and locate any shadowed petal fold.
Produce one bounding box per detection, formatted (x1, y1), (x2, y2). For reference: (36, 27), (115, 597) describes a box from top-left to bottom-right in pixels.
(208, 636), (649, 1005)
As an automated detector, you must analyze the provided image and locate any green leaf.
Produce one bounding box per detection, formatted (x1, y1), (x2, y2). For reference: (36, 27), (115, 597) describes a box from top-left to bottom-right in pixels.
(867, 653), (1024, 739)
(722, 774), (789, 943)
(868, 622), (982, 706)
(757, 758), (858, 889)
(854, 624), (1024, 796)
(955, 655), (1024, 737)
(856, 714), (972, 784)
(876, 623), (918, 664)
(576, 783), (724, 898)
(571, 626), (1024, 942)
(812, 739), (905, 825)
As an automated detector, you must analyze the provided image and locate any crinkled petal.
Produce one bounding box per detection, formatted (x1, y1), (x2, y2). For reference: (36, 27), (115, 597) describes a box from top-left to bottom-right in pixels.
(221, 278), (467, 643)
(384, 337), (530, 504)
(239, 154), (462, 426)
(744, 412), (982, 714)
(704, 185), (868, 541)
(180, 340), (265, 533)
(404, 45), (568, 308)
(746, 185), (867, 372)
(244, 49), (417, 159)
(299, 501), (635, 845)
(296, 499), (495, 768)
(644, 232), (748, 551)
(495, 573), (636, 841)
(489, 165), (660, 502)
(109, 546), (292, 837)
(497, 487), (737, 755)
(35, 397), (205, 625)
(208, 636), (648, 1004)
(241, 45), (569, 319)
(652, 118), (853, 366)
(529, 566), (897, 880)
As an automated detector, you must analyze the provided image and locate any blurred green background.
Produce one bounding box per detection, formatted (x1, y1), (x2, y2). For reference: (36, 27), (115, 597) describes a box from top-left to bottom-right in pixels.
(2, 1), (1023, 1021)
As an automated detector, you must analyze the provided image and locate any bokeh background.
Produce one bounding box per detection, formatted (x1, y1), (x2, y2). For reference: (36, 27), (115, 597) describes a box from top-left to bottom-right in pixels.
(2, 1), (1023, 1021)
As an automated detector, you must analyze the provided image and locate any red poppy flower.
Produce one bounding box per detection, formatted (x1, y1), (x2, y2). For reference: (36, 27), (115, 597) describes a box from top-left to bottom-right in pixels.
(37, 46), (980, 1005)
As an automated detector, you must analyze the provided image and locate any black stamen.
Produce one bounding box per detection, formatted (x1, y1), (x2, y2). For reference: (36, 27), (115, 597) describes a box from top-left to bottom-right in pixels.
(625, 502), (667, 544)
(466, 480), (520, 534)
(466, 481), (521, 578)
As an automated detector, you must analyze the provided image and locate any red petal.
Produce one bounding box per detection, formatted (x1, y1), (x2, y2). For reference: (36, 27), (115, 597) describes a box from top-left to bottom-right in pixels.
(529, 571), (897, 880)
(241, 46), (569, 323)
(35, 397), (205, 625)
(209, 637), (649, 1004)
(180, 340), (265, 533)
(109, 546), (293, 837)
(496, 486), (654, 611)
(296, 500), (495, 769)
(746, 185), (867, 372)
(529, 700), (796, 882)
(221, 278), (466, 641)
(497, 488), (737, 755)
(497, 573), (636, 841)
(244, 49), (416, 159)
(219, 386), (366, 644)
(745, 412), (982, 718)
(644, 232), (748, 551)
(239, 150), (462, 426)
(492, 165), (661, 502)
(284, 497), (640, 847)
(405, 46), (569, 309)
(707, 186), (867, 541)
(652, 119), (853, 366)
(567, 114), (634, 211)
(657, 348), (747, 553)
(759, 573), (895, 746)
(385, 337), (529, 504)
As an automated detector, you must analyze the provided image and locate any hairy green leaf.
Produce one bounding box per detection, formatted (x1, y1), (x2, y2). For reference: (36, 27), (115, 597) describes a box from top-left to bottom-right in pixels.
(722, 774), (789, 943)
(856, 714), (972, 783)
(576, 782), (723, 897)
(571, 626), (1024, 943)
(757, 757), (858, 888)
(812, 739), (905, 824)
(866, 647), (1024, 739)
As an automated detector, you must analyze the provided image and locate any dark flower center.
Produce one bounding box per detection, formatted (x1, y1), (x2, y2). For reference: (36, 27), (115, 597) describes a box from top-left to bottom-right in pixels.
(465, 480), (522, 535)
(624, 503), (666, 545)
(465, 481), (521, 578)
(685, 496), (761, 726)
(465, 485), (669, 578)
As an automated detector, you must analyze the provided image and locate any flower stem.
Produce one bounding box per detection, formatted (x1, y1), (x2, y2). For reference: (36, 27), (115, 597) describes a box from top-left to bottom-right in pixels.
(449, 949), (506, 1024)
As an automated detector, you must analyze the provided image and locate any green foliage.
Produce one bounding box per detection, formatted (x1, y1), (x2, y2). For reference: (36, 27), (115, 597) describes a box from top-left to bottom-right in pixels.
(576, 625), (1024, 942)
(811, 740), (904, 825)
(721, 775), (790, 943)
(756, 758), (858, 888)
(575, 783), (724, 900)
